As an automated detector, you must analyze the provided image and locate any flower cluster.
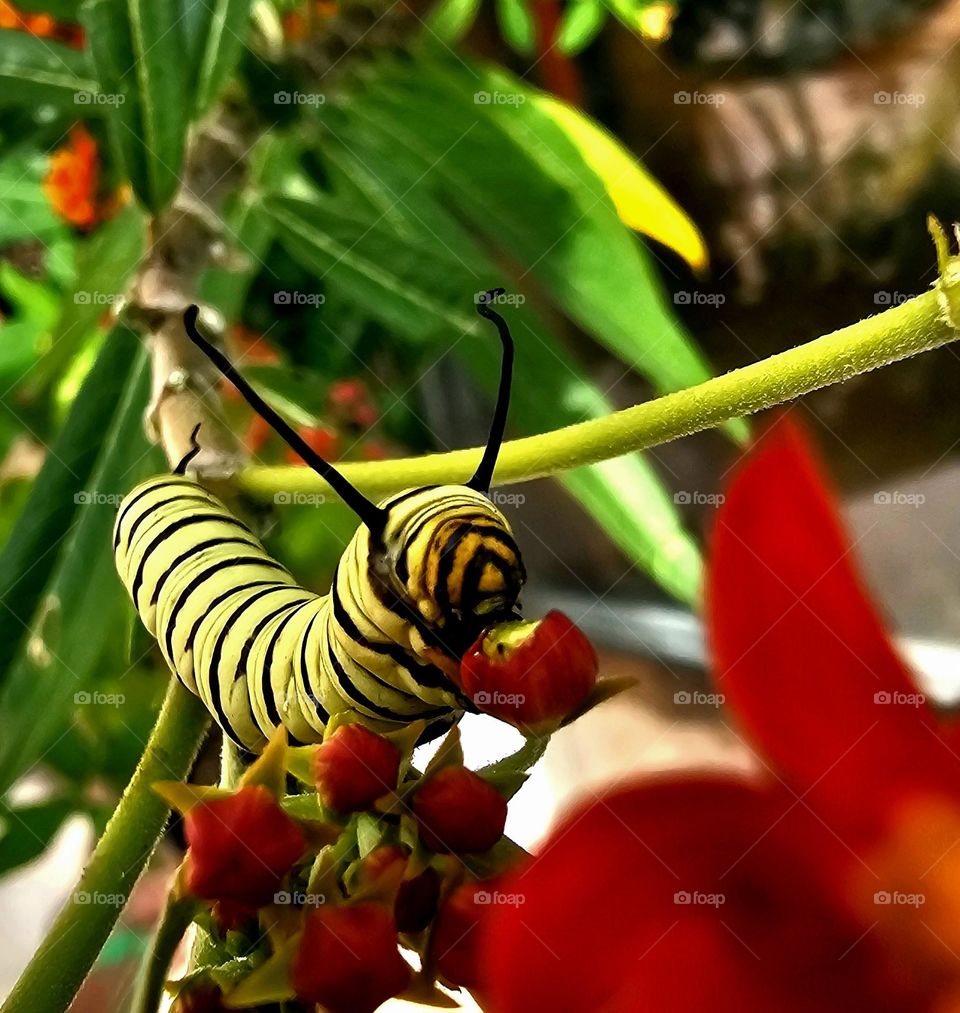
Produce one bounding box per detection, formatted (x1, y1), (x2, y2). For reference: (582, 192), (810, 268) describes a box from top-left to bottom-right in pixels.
(43, 126), (100, 230)
(159, 608), (605, 1012)
(0, 1), (84, 48)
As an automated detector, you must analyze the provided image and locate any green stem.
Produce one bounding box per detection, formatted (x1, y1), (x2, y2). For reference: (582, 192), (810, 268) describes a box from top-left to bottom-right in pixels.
(129, 891), (196, 1013)
(238, 287), (957, 501)
(1, 682), (209, 1013)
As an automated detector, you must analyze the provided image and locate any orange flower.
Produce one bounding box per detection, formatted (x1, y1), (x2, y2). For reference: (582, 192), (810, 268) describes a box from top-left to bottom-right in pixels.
(43, 125), (99, 229)
(0, 2), (84, 47)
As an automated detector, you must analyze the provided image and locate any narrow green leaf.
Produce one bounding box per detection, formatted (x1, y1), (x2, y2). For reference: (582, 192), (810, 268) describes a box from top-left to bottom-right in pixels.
(495, 0), (536, 53)
(0, 337), (156, 794)
(193, 0), (254, 113)
(556, 0), (605, 53)
(0, 29), (96, 107)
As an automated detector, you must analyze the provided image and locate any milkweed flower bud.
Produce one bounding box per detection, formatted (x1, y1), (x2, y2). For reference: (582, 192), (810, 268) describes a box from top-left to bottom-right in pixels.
(314, 724), (401, 814)
(292, 902), (410, 1013)
(359, 845), (442, 933)
(431, 881), (492, 991)
(461, 611), (598, 732)
(413, 767), (507, 853)
(185, 784), (304, 907)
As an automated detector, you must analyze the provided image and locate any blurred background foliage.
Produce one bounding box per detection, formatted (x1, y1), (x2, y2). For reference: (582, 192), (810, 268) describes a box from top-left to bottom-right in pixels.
(0, 0), (957, 944)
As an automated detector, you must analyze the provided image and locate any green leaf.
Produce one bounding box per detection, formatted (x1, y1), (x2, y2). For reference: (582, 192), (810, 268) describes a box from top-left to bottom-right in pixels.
(11, 0), (83, 16)
(495, 0), (536, 53)
(556, 0), (605, 53)
(0, 29), (96, 107)
(0, 152), (65, 246)
(0, 799), (75, 874)
(82, 0), (189, 211)
(192, 0), (254, 114)
(428, 0), (481, 43)
(0, 335), (155, 794)
(478, 735), (549, 799)
(0, 329), (142, 687)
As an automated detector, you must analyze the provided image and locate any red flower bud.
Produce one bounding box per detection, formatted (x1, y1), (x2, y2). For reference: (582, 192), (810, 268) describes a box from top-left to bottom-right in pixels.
(314, 724), (401, 814)
(413, 767), (507, 853)
(431, 881), (492, 991)
(292, 902), (410, 1013)
(460, 611), (598, 732)
(185, 784), (304, 907)
(329, 379), (368, 409)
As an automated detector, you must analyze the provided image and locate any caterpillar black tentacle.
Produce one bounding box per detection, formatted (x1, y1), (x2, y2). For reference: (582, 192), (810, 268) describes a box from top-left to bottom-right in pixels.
(114, 292), (526, 751)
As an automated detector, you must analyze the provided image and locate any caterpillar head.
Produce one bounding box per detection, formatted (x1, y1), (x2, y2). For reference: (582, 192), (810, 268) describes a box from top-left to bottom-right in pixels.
(378, 485), (526, 632)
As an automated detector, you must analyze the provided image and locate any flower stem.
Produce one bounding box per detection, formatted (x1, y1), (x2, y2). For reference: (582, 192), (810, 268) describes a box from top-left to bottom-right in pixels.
(0, 682), (209, 1013)
(129, 890), (196, 1013)
(238, 287), (957, 501)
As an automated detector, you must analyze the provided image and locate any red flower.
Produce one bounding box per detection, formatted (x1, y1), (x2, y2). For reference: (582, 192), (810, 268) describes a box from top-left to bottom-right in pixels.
(185, 784), (305, 907)
(413, 766), (506, 853)
(291, 902), (410, 1013)
(460, 610), (597, 732)
(481, 418), (960, 1012)
(43, 125), (99, 229)
(431, 880), (493, 991)
(285, 424), (340, 465)
(313, 724), (400, 814)
(359, 845), (442, 933)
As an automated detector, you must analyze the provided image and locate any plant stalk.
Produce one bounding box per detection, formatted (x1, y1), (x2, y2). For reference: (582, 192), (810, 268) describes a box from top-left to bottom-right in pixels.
(238, 287), (958, 501)
(0, 682), (209, 1013)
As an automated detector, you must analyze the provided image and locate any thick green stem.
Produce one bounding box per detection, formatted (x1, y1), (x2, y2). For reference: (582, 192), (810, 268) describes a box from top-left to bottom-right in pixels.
(129, 891), (196, 1013)
(1, 682), (209, 1013)
(238, 287), (958, 501)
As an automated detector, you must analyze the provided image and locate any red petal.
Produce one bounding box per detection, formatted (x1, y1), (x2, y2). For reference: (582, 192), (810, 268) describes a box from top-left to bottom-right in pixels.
(707, 418), (956, 838)
(483, 778), (913, 1013)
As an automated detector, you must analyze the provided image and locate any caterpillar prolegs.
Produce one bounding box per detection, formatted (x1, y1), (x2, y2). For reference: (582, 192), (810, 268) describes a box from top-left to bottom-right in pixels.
(114, 293), (525, 752)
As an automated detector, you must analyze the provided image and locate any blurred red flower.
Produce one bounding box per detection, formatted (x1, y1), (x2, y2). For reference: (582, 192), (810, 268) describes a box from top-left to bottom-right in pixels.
(43, 125), (99, 229)
(482, 418), (960, 1012)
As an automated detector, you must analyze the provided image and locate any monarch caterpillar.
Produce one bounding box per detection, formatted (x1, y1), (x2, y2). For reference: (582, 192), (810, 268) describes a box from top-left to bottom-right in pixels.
(113, 291), (525, 752)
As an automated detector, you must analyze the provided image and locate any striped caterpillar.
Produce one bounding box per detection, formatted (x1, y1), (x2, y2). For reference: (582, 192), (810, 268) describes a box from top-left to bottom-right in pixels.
(113, 292), (525, 751)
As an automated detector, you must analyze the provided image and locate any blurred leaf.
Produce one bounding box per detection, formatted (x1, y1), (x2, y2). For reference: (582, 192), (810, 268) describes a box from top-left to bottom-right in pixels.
(0, 798), (74, 874)
(556, 0), (605, 53)
(0, 335), (154, 795)
(495, 0), (536, 53)
(0, 152), (64, 246)
(0, 327), (141, 685)
(0, 265), (60, 385)
(28, 202), (147, 396)
(11, 0), (83, 15)
(0, 29), (96, 107)
(428, 0), (482, 43)
(245, 365), (320, 427)
(192, 0), (254, 113)
(82, 0), (189, 211)
(534, 93), (708, 272)
(265, 195), (702, 602)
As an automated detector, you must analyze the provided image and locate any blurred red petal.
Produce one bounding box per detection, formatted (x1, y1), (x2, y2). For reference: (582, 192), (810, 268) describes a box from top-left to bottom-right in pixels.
(707, 418), (957, 838)
(484, 778), (914, 1013)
